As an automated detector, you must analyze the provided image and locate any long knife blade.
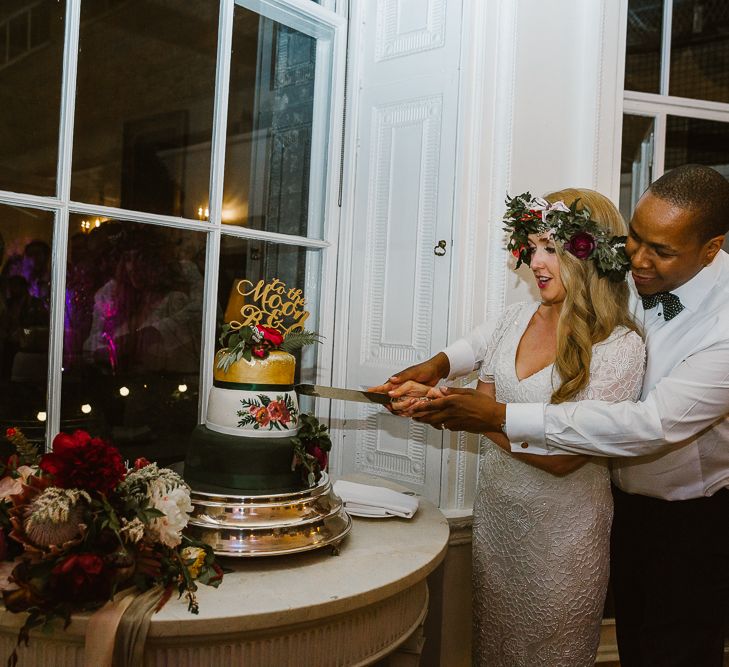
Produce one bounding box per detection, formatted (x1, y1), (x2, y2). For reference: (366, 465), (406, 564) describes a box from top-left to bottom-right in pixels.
(296, 384), (392, 405)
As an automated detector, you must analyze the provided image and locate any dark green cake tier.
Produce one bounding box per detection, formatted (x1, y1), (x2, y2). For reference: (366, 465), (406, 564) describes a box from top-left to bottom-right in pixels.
(184, 425), (304, 494)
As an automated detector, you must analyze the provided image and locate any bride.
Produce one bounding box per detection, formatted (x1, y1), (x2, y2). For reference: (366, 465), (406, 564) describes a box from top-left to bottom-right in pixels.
(377, 189), (646, 666)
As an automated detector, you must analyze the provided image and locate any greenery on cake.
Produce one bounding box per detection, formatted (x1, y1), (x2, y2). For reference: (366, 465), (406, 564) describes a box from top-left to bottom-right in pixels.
(291, 414), (332, 487)
(217, 323), (321, 373)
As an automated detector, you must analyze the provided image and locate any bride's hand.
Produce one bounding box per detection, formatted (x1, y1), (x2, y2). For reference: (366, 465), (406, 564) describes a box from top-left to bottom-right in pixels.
(369, 380), (432, 415)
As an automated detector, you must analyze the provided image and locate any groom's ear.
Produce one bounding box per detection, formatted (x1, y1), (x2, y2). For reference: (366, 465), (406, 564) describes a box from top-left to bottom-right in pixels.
(702, 235), (725, 266)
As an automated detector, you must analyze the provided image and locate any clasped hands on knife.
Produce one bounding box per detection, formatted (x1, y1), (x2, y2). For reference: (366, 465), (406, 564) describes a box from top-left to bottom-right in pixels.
(368, 352), (506, 435)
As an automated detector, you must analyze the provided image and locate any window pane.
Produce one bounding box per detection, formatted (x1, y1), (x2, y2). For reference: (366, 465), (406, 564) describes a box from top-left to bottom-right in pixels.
(669, 0), (729, 103)
(71, 1), (219, 219)
(625, 0), (664, 94)
(224, 6), (324, 238)
(62, 219), (206, 464)
(665, 116), (729, 173)
(218, 235), (322, 388)
(0, 204), (54, 444)
(620, 115), (655, 220)
(0, 0), (65, 196)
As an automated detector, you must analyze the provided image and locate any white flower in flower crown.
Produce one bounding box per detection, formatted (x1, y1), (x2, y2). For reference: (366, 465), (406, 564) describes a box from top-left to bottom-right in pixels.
(147, 483), (193, 548)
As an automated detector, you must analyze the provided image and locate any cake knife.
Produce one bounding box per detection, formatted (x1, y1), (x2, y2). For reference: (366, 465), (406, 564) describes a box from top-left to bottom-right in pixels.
(295, 384), (392, 405)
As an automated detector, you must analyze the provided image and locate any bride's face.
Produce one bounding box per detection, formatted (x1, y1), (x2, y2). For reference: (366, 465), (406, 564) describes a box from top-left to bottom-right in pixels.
(527, 232), (566, 306)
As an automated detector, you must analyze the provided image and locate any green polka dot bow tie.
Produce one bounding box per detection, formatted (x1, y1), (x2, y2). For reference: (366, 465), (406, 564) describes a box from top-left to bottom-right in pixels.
(641, 291), (684, 321)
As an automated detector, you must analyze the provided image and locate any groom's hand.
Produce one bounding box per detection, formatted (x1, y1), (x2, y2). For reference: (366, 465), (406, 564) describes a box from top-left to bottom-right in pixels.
(409, 386), (507, 434)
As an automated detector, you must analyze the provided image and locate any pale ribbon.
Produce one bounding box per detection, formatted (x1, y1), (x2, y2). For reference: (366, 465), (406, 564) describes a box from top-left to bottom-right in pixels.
(84, 585), (165, 667)
(84, 588), (137, 667)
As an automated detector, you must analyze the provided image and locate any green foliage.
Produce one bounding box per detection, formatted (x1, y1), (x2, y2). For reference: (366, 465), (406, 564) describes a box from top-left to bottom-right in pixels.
(279, 330), (323, 353)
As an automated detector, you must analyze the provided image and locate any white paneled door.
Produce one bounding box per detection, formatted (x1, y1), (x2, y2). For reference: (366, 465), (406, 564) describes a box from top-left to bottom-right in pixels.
(336, 0), (463, 503)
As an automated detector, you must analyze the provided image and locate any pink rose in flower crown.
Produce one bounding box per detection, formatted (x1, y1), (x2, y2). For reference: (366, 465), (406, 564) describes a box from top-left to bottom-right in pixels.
(255, 325), (284, 347)
(563, 231), (596, 260)
(40, 430), (125, 495)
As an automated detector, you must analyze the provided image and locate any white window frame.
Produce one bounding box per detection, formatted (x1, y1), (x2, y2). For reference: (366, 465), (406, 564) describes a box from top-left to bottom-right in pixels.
(623, 0), (729, 185)
(0, 0), (346, 448)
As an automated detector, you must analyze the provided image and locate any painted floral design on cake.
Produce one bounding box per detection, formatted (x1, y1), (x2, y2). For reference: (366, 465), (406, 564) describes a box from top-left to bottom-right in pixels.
(237, 394), (298, 431)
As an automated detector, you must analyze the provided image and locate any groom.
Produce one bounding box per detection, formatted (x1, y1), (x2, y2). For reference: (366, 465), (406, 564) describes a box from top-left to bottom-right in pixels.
(381, 164), (729, 667)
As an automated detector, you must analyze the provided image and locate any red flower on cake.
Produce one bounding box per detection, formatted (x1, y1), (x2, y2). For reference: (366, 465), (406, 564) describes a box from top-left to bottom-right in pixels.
(254, 407), (271, 427)
(251, 346), (267, 359)
(255, 326), (284, 347)
(40, 430), (126, 495)
(306, 443), (328, 471)
(267, 401), (291, 425)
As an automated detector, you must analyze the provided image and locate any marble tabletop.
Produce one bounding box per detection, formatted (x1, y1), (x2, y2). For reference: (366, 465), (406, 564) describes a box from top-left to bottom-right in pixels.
(0, 475), (450, 641)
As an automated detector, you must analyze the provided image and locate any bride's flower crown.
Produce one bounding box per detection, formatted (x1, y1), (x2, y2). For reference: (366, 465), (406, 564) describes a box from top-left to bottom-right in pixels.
(503, 192), (631, 282)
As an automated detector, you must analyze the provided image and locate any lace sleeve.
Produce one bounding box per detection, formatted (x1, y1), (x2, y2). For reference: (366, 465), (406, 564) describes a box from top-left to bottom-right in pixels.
(477, 302), (526, 384)
(576, 329), (646, 403)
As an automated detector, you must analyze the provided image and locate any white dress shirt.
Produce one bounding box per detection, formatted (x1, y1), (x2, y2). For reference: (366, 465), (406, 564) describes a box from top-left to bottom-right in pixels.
(444, 250), (729, 500)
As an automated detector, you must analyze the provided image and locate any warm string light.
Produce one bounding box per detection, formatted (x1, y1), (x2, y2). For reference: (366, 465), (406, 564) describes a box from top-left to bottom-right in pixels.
(80, 218), (104, 233)
(197, 206), (210, 221)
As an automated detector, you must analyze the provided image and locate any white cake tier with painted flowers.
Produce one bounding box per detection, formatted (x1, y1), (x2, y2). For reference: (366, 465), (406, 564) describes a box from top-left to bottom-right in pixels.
(206, 349), (299, 438)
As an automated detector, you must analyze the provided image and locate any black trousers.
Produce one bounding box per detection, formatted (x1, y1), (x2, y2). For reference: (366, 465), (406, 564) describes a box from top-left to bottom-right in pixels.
(611, 485), (729, 667)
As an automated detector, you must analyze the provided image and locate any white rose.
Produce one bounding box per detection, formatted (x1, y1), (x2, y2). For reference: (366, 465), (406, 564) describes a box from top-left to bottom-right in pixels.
(148, 484), (193, 548)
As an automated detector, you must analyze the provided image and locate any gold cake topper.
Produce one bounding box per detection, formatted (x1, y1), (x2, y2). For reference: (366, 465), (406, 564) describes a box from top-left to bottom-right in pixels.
(229, 278), (310, 334)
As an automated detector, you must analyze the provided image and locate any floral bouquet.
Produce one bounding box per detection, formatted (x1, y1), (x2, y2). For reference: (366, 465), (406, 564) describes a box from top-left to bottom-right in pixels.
(216, 323), (320, 372)
(291, 414), (332, 487)
(0, 428), (222, 662)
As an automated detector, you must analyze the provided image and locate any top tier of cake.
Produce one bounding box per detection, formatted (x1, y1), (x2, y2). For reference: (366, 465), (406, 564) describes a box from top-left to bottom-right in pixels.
(205, 350), (300, 438)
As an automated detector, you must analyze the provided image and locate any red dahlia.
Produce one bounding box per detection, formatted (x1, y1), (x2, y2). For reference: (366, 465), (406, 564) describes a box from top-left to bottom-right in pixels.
(40, 430), (126, 495)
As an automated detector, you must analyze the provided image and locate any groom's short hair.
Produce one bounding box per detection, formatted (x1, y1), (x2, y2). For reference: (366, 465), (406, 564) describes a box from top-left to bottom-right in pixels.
(648, 164), (729, 241)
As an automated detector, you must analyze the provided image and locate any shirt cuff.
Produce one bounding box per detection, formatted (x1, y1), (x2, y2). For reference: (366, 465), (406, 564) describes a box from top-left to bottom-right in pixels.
(506, 402), (552, 454)
(443, 338), (476, 380)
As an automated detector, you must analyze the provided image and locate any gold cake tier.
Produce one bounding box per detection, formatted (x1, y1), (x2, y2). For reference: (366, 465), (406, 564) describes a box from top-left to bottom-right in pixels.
(213, 349), (295, 385)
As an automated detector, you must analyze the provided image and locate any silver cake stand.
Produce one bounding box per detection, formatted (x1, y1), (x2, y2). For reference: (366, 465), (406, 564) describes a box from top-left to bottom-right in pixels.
(185, 474), (352, 557)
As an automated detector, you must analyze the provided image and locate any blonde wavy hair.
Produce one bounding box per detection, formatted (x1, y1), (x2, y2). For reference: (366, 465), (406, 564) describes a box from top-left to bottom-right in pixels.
(545, 188), (641, 404)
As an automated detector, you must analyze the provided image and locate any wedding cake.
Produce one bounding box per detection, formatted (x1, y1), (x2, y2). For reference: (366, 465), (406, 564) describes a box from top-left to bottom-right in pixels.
(184, 278), (321, 495)
(184, 349), (303, 494)
(183, 279), (348, 557)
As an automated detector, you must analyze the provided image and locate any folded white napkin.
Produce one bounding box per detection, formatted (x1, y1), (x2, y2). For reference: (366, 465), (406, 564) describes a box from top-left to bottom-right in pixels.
(333, 480), (419, 519)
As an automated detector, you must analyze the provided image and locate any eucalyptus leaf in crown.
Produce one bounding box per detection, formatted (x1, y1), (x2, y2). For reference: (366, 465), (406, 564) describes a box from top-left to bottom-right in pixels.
(503, 192), (631, 282)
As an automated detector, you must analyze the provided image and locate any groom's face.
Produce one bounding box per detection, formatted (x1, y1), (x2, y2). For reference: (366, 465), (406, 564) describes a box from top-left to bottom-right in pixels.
(626, 192), (710, 296)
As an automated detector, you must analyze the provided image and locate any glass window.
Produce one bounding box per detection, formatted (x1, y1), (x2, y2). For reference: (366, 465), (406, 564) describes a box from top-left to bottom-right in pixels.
(217, 235), (321, 386)
(224, 5), (323, 238)
(61, 218), (206, 464)
(625, 0), (664, 94)
(70, 1), (219, 218)
(0, 0), (65, 196)
(620, 115), (655, 220)
(669, 0), (729, 103)
(0, 204), (54, 444)
(665, 115), (729, 173)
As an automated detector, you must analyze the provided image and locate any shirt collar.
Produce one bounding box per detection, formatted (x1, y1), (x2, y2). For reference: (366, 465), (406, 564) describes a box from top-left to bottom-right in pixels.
(628, 249), (726, 314)
(670, 250), (724, 313)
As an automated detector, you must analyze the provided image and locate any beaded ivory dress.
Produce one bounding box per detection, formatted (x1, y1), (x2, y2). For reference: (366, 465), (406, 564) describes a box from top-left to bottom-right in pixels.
(472, 302), (645, 667)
